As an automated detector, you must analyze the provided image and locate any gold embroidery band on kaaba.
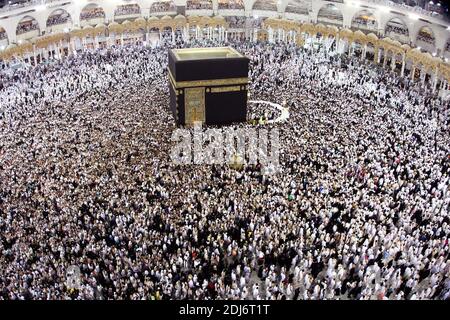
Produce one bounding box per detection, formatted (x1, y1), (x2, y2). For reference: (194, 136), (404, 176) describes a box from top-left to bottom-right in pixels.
(210, 86), (242, 93)
(172, 47), (245, 61)
(168, 70), (248, 89)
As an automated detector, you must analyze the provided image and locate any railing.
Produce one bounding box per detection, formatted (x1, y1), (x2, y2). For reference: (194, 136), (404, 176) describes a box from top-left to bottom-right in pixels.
(361, 0), (447, 20)
(0, 0), (41, 13)
(0, 0), (65, 14)
(0, 0), (448, 23)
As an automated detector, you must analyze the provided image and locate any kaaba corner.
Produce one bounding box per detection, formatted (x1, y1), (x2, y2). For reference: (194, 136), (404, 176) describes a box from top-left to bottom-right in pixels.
(168, 47), (250, 126)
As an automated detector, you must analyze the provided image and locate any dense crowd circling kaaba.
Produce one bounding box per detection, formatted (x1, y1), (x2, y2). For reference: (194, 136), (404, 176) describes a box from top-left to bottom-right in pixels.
(0, 36), (449, 300)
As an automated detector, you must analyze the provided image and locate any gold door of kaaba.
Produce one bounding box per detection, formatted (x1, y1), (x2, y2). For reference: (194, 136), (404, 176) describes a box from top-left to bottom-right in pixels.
(184, 87), (206, 125)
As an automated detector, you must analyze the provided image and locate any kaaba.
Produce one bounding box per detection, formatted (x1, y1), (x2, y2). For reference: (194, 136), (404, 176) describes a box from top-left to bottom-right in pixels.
(168, 47), (250, 126)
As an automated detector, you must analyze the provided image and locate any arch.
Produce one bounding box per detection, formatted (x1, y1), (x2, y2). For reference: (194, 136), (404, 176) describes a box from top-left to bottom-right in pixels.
(351, 39), (365, 58)
(173, 15), (187, 31)
(160, 15), (174, 30)
(317, 3), (343, 27)
(114, 3), (141, 19)
(384, 17), (410, 42)
(366, 33), (378, 47)
(80, 3), (106, 25)
(392, 51), (404, 71)
(416, 26), (436, 47)
(16, 16), (40, 37)
(385, 17), (409, 38)
(0, 25), (9, 47)
(351, 10), (378, 32)
(365, 40), (377, 61)
(252, 0), (277, 11)
(285, 0), (311, 15)
(218, 0), (244, 10)
(186, 0), (213, 10)
(150, 1), (177, 14)
(46, 9), (73, 29)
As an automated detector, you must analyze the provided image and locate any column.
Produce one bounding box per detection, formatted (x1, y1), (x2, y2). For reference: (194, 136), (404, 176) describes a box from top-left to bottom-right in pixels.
(268, 28), (274, 43)
(401, 56), (406, 77)
(31, 45), (35, 65)
(185, 27), (190, 42)
(432, 71), (439, 93)
(60, 40), (64, 58)
(411, 65), (416, 81)
(54, 43), (59, 59)
(391, 55), (396, 71)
